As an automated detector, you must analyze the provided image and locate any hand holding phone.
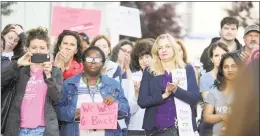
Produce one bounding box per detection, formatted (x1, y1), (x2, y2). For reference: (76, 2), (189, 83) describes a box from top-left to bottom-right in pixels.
(31, 53), (50, 63)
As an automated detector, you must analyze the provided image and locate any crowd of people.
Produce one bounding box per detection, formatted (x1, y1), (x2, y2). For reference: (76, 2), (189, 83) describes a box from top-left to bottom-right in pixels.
(1, 16), (259, 136)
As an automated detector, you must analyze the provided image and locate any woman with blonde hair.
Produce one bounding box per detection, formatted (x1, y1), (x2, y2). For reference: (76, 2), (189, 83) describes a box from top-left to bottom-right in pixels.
(138, 34), (199, 136)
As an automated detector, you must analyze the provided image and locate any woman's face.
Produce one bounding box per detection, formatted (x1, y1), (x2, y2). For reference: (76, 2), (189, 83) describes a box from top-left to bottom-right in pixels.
(223, 57), (238, 81)
(211, 47), (227, 68)
(60, 35), (78, 55)
(157, 38), (174, 62)
(4, 31), (19, 52)
(117, 44), (132, 63)
(83, 50), (104, 76)
(176, 43), (184, 61)
(94, 38), (110, 58)
(139, 54), (153, 70)
(79, 35), (89, 52)
(28, 39), (48, 54)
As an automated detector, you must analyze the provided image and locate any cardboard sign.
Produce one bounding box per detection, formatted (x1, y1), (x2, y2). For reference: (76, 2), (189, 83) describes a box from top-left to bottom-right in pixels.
(51, 6), (101, 39)
(80, 103), (118, 130)
(106, 6), (142, 38)
(171, 69), (187, 90)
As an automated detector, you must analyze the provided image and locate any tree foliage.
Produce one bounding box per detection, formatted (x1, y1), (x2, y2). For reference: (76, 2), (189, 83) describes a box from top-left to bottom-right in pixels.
(120, 2), (185, 41)
(1, 2), (17, 16)
(225, 2), (259, 28)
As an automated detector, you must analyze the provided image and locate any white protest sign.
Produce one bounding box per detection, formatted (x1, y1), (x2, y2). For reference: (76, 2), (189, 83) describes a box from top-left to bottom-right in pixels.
(106, 5), (142, 38)
(172, 69), (195, 136)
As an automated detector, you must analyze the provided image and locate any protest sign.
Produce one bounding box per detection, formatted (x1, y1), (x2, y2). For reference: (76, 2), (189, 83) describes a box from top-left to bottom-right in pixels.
(106, 6), (141, 38)
(80, 103), (118, 130)
(51, 6), (101, 39)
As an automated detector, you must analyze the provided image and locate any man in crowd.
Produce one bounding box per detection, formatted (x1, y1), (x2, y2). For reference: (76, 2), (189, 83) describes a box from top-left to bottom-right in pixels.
(200, 17), (242, 72)
(235, 24), (259, 62)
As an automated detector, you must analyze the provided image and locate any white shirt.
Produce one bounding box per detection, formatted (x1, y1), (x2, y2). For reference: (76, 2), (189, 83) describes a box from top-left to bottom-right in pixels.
(2, 51), (14, 60)
(77, 78), (105, 136)
(126, 71), (145, 131)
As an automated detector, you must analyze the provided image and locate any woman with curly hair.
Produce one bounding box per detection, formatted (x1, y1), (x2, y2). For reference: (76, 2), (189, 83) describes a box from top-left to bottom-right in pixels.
(127, 39), (154, 136)
(53, 30), (83, 81)
(2, 27), (63, 136)
(203, 53), (242, 136)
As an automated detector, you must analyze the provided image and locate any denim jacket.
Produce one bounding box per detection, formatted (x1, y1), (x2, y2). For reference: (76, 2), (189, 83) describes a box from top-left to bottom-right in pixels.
(55, 73), (130, 136)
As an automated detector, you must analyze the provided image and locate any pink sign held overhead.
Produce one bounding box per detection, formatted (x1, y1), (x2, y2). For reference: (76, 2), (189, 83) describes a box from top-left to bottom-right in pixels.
(80, 103), (118, 130)
(51, 6), (101, 39)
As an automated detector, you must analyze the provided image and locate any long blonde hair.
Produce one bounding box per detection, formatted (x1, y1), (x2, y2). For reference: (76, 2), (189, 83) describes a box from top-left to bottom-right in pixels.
(149, 34), (186, 76)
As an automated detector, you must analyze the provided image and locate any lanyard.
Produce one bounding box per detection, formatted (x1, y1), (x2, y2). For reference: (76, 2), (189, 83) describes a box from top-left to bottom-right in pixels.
(82, 75), (101, 102)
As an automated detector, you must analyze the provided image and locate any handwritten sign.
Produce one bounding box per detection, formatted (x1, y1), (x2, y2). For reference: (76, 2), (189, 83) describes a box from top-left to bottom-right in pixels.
(171, 69), (187, 90)
(51, 6), (101, 39)
(80, 103), (118, 130)
(106, 6), (141, 38)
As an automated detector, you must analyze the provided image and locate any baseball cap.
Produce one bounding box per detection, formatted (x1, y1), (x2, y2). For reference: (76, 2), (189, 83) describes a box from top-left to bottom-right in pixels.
(244, 25), (259, 36)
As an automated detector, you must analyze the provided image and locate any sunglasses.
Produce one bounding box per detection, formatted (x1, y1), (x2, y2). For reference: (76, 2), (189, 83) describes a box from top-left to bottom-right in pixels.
(85, 57), (103, 63)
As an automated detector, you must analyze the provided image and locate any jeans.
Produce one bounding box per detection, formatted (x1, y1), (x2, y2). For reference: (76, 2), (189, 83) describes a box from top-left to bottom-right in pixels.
(18, 126), (45, 136)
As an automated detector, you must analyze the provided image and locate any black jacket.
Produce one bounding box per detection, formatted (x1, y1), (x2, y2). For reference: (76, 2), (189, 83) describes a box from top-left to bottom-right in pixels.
(2, 61), (63, 136)
(200, 37), (242, 72)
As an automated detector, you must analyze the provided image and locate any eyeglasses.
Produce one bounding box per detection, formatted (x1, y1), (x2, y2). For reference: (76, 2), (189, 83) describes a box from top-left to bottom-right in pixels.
(85, 57), (103, 63)
(120, 48), (131, 54)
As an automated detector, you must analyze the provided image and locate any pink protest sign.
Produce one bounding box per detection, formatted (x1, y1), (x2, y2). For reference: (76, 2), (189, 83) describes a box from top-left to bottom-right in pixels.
(80, 103), (118, 130)
(51, 6), (101, 39)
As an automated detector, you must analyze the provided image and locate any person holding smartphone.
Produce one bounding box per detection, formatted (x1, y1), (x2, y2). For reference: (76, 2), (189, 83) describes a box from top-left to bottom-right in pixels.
(56, 46), (129, 136)
(2, 27), (63, 136)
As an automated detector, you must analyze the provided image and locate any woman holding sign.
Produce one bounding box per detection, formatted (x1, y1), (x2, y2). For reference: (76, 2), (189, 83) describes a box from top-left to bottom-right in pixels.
(138, 34), (199, 136)
(2, 27), (63, 136)
(56, 46), (130, 136)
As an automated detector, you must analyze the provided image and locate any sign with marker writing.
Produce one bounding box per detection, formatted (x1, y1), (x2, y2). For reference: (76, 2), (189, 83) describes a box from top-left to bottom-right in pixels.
(171, 69), (187, 90)
(51, 6), (101, 39)
(80, 103), (118, 130)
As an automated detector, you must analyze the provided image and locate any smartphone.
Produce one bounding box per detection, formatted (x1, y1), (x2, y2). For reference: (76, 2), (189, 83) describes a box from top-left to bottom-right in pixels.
(31, 53), (50, 63)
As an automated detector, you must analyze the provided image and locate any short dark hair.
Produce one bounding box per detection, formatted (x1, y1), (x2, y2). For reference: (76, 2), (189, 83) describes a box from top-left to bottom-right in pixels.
(82, 46), (106, 63)
(220, 17), (239, 29)
(26, 27), (50, 48)
(110, 39), (134, 62)
(79, 32), (90, 44)
(130, 40), (153, 71)
(208, 42), (229, 58)
(1, 34), (5, 50)
(53, 30), (82, 63)
(214, 53), (242, 91)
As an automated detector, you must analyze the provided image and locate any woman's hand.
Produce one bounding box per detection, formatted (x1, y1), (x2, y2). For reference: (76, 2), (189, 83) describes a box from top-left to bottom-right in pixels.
(43, 61), (52, 78)
(103, 96), (115, 105)
(134, 81), (140, 97)
(11, 25), (24, 35)
(17, 52), (32, 67)
(166, 81), (179, 94)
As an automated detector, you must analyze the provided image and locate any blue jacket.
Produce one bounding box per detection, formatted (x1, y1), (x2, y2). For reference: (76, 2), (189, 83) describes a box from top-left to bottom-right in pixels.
(55, 73), (130, 136)
(138, 64), (199, 131)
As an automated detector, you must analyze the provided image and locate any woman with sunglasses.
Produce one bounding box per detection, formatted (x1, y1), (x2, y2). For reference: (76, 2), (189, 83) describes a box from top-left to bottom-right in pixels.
(53, 30), (83, 81)
(56, 46), (130, 136)
(78, 32), (90, 53)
